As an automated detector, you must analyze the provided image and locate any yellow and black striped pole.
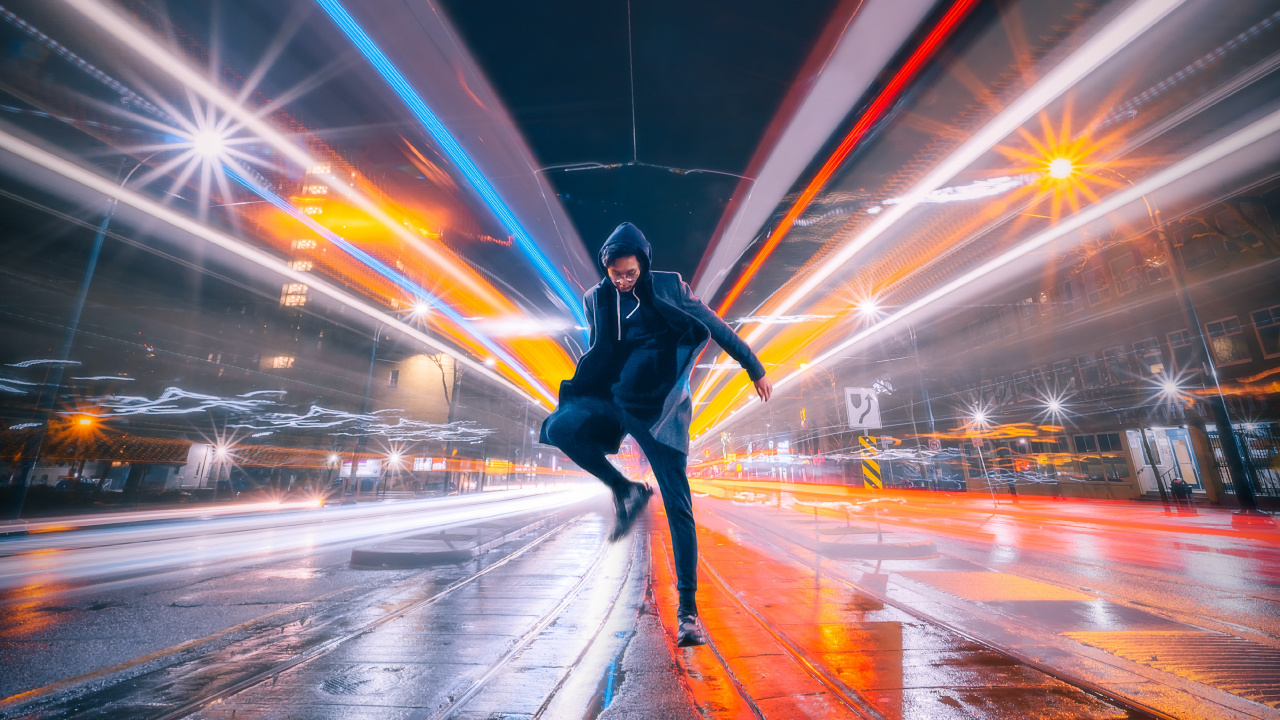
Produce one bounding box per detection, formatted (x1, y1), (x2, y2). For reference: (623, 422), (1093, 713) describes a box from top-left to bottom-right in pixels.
(859, 436), (882, 489)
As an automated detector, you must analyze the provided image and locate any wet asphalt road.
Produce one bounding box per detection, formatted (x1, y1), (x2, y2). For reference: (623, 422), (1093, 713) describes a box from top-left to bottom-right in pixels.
(2, 482), (1276, 719)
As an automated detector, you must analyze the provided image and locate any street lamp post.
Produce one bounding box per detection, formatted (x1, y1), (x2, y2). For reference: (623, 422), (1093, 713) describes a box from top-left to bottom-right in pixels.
(345, 320), (386, 501)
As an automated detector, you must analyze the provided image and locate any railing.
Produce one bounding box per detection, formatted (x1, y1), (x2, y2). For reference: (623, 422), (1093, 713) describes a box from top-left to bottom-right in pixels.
(1207, 424), (1280, 498)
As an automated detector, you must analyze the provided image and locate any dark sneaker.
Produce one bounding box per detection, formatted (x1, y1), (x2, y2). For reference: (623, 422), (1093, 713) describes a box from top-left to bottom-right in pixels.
(609, 482), (653, 542)
(676, 614), (707, 647)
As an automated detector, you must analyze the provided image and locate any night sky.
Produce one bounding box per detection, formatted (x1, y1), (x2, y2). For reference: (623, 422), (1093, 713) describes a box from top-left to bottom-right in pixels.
(436, 0), (842, 279)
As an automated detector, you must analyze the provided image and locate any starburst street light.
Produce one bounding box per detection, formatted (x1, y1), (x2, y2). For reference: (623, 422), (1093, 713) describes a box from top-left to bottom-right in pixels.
(1034, 388), (1074, 425)
(1148, 370), (1192, 407)
(190, 129), (225, 159)
(1047, 157), (1074, 179)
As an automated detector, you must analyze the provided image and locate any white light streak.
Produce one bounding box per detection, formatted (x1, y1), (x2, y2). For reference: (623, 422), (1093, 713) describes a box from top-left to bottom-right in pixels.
(735, 314), (833, 325)
(882, 174), (1034, 206)
(6, 359), (81, 367)
(0, 128), (548, 406)
(72, 376), (135, 381)
(474, 316), (575, 337)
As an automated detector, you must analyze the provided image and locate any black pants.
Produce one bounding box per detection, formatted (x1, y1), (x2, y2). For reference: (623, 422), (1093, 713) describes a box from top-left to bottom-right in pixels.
(544, 397), (698, 615)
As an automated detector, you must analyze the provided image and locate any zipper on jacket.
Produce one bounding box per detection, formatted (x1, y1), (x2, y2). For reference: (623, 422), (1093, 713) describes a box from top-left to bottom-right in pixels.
(616, 287), (639, 341)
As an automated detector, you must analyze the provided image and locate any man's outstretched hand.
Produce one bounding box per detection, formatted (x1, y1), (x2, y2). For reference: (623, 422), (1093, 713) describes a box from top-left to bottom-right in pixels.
(754, 376), (773, 402)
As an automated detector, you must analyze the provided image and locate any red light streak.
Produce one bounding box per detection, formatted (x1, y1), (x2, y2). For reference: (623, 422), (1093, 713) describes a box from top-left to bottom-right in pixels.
(714, 0), (980, 316)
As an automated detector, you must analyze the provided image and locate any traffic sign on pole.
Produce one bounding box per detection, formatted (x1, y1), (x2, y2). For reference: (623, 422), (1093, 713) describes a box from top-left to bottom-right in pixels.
(845, 388), (882, 429)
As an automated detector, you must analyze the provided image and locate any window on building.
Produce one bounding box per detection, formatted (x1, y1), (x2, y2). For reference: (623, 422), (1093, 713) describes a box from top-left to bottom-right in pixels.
(983, 317), (1001, 345)
(1215, 205), (1267, 251)
(289, 260), (313, 271)
(1016, 298), (1040, 330)
(291, 239), (317, 251)
(1073, 434), (1098, 453)
(1133, 338), (1165, 375)
(303, 205), (324, 215)
(1078, 353), (1102, 388)
(1205, 316), (1252, 366)
(1168, 330), (1198, 373)
(1175, 222), (1219, 268)
(1144, 252), (1172, 285)
(1057, 278), (1083, 314)
(305, 184), (329, 195)
(1108, 253), (1143, 294)
(308, 163), (332, 175)
(388, 369), (399, 388)
(280, 283), (308, 307)
(1252, 306), (1280, 358)
(1103, 347), (1130, 385)
(1097, 432), (1123, 452)
(1053, 359), (1078, 390)
(1083, 268), (1111, 306)
(1013, 371), (1031, 401)
(999, 307), (1018, 337)
(967, 321), (983, 349)
(263, 355), (295, 369)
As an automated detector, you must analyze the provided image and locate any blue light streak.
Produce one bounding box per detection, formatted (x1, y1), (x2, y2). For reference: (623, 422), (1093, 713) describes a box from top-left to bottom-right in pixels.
(313, 0), (587, 331)
(224, 166), (555, 404)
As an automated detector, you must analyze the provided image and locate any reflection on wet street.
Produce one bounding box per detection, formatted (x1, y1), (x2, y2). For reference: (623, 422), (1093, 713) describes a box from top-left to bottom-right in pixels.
(1, 485), (1277, 718)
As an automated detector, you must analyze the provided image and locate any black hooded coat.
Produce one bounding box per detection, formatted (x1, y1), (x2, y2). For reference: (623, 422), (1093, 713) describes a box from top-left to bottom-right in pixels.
(539, 223), (766, 455)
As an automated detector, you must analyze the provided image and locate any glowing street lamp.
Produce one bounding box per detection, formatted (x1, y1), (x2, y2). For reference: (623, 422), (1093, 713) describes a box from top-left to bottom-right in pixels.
(75, 416), (94, 428)
(855, 297), (881, 322)
(191, 130), (225, 159)
(1047, 157), (1074, 179)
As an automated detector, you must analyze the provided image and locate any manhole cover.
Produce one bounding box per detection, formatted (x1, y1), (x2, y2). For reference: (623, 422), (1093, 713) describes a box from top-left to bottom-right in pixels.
(320, 667), (407, 695)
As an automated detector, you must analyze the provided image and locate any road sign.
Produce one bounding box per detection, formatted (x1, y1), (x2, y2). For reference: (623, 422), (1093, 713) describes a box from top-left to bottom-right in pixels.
(928, 438), (941, 451)
(858, 435), (882, 489)
(845, 387), (882, 430)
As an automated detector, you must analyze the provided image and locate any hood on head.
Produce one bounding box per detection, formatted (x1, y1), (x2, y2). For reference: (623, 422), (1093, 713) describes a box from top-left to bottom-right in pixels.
(598, 222), (652, 275)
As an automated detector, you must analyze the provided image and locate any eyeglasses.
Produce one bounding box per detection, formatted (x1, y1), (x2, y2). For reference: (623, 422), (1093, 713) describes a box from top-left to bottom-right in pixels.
(608, 268), (640, 283)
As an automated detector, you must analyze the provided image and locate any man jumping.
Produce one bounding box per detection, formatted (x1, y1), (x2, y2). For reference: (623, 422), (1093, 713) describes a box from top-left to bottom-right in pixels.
(541, 222), (771, 647)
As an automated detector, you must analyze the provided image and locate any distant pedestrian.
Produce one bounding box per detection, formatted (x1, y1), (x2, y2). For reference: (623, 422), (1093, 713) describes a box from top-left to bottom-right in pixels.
(542, 222), (771, 647)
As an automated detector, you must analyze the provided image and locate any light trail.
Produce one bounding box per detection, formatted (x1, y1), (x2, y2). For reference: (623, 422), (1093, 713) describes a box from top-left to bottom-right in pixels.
(749, 0), (1186, 322)
(0, 487), (599, 587)
(694, 0), (1189, 409)
(713, 0), (981, 317)
(0, 127), (554, 407)
(696, 101), (1280, 441)
(313, 0), (588, 330)
(59, 0), (515, 321)
(226, 165), (555, 401)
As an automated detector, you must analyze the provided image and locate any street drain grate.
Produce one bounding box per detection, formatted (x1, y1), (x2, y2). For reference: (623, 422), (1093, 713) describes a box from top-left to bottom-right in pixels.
(320, 667), (407, 695)
(1064, 630), (1280, 709)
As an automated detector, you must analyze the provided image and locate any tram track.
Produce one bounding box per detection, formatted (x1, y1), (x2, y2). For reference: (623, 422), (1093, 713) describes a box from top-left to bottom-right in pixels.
(421, 528), (636, 720)
(3, 501), (637, 720)
(147, 516), (587, 720)
(699, 503), (1175, 720)
(698, 556), (887, 720)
